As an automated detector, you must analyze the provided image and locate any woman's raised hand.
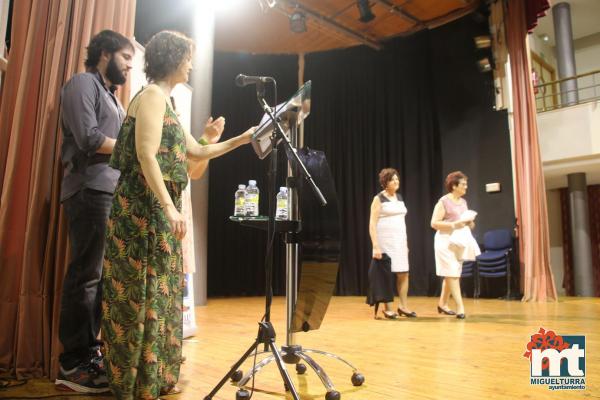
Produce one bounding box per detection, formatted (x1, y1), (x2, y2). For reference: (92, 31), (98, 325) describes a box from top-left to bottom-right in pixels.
(202, 116), (225, 144)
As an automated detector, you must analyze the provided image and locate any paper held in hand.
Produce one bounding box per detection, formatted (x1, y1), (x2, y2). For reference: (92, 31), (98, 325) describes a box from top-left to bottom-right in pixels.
(460, 209), (478, 222)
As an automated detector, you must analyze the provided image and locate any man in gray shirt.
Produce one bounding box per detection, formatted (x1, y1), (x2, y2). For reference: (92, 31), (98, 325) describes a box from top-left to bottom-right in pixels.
(56, 30), (133, 394)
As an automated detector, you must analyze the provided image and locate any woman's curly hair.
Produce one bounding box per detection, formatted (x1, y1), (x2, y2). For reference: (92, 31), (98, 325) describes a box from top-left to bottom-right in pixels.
(445, 171), (468, 193)
(144, 31), (194, 81)
(379, 168), (399, 189)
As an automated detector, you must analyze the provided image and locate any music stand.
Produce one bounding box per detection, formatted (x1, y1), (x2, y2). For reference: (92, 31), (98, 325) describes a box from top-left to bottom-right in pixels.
(250, 82), (311, 160)
(204, 81), (363, 400)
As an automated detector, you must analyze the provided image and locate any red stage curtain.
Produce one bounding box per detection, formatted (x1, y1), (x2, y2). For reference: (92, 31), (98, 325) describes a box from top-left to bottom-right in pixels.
(506, 0), (557, 302)
(525, 0), (551, 33)
(0, 0), (136, 380)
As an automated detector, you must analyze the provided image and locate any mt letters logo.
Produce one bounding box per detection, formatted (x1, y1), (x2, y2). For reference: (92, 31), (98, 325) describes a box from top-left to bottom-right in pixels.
(524, 327), (585, 391)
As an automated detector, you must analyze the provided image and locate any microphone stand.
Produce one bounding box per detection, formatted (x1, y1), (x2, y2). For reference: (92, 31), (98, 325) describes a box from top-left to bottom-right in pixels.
(205, 79), (326, 400)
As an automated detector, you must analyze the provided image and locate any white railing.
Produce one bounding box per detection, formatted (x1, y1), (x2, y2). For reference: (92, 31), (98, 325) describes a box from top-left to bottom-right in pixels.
(535, 69), (600, 113)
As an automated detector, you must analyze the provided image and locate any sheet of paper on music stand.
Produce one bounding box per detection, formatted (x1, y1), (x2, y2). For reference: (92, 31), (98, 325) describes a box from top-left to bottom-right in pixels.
(251, 81), (311, 159)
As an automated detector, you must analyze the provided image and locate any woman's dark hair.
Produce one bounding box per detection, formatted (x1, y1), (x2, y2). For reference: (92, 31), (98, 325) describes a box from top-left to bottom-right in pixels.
(379, 168), (399, 189)
(85, 30), (133, 69)
(445, 171), (468, 193)
(144, 31), (194, 82)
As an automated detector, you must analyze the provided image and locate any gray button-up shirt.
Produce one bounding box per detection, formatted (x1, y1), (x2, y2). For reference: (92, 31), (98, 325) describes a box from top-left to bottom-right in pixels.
(60, 71), (125, 201)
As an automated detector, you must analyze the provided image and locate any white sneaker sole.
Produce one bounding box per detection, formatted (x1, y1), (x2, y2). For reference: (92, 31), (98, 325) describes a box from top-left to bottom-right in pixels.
(55, 379), (110, 393)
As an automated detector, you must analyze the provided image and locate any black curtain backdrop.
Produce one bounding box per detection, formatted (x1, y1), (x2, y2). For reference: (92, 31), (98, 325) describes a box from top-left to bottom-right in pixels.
(301, 32), (442, 296)
(207, 16), (514, 297)
(207, 53), (299, 297)
(430, 18), (516, 297)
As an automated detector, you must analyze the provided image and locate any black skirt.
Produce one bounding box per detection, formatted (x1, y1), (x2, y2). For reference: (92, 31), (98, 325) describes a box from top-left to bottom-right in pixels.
(366, 253), (395, 306)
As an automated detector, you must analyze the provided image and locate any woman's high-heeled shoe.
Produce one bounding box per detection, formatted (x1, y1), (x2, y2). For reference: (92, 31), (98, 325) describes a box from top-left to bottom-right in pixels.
(456, 313), (466, 319)
(437, 306), (456, 315)
(397, 308), (417, 318)
(383, 310), (399, 319)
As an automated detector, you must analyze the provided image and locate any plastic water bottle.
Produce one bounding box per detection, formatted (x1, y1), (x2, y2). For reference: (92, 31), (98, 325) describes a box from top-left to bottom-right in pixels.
(275, 187), (289, 220)
(245, 180), (260, 216)
(234, 184), (246, 217)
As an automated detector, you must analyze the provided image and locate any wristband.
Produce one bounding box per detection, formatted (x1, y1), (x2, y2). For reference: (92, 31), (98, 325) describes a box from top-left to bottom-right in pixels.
(198, 137), (209, 146)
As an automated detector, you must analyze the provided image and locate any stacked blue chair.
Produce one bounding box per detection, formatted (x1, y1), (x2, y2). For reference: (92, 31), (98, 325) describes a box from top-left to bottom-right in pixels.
(460, 261), (478, 298)
(475, 229), (513, 299)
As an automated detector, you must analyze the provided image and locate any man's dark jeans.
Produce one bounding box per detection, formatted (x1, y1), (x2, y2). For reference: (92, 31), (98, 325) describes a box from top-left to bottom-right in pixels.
(59, 188), (113, 370)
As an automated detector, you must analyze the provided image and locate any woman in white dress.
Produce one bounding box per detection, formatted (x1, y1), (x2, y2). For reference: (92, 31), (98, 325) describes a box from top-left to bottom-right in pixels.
(369, 168), (416, 319)
(430, 171), (477, 319)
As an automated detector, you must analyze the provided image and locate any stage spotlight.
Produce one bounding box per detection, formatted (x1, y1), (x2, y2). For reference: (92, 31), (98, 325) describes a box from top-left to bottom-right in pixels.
(474, 33), (494, 73)
(474, 35), (491, 49)
(357, 0), (375, 23)
(477, 57), (493, 73)
(290, 10), (307, 33)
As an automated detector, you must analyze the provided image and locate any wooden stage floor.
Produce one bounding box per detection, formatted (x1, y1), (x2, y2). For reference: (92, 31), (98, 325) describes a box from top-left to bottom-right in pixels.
(2, 296), (598, 399)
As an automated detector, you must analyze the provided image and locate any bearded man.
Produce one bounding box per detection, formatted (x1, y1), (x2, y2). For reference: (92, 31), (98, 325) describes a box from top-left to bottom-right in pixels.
(56, 30), (134, 393)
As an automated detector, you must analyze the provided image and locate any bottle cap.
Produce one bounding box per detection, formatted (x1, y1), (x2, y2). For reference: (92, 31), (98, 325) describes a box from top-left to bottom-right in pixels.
(280, 187), (287, 192)
(238, 184), (246, 189)
(249, 180), (257, 185)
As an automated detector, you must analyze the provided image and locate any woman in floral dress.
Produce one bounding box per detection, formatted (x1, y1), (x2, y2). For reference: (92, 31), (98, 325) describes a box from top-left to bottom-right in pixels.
(102, 31), (255, 400)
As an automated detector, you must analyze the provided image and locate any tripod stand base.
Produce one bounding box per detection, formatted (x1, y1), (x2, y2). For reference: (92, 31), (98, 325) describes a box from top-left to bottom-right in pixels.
(325, 391), (341, 400)
(235, 345), (364, 399)
(204, 322), (301, 400)
(231, 370), (244, 382)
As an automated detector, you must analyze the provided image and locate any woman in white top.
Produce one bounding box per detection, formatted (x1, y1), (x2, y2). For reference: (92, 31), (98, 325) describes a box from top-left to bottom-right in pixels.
(369, 168), (416, 318)
(430, 171), (476, 319)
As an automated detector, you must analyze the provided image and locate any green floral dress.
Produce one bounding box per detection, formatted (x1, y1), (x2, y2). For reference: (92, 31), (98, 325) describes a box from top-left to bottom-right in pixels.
(102, 92), (188, 400)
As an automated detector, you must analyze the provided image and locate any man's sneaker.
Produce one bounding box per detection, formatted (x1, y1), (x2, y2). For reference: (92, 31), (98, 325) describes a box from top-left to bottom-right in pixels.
(89, 344), (105, 371)
(55, 362), (110, 393)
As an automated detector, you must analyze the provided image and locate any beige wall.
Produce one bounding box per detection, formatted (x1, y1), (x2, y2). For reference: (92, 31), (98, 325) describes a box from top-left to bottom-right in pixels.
(575, 32), (600, 73)
(574, 32), (600, 101)
(538, 102), (600, 161)
(529, 34), (558, 70)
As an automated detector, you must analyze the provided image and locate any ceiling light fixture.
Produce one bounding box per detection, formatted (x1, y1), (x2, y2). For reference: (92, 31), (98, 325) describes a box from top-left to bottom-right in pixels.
(289, 10), (307, 33)
(357, 0), (375, 23)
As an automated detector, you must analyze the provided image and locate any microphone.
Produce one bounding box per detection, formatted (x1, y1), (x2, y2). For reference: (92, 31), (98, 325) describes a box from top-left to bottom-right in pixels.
(235, 74), (272, 87)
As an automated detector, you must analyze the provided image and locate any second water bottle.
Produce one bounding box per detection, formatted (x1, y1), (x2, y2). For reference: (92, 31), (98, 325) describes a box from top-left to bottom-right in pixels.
(275, 187), (289, 220)
(245, 180), (259, 216)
